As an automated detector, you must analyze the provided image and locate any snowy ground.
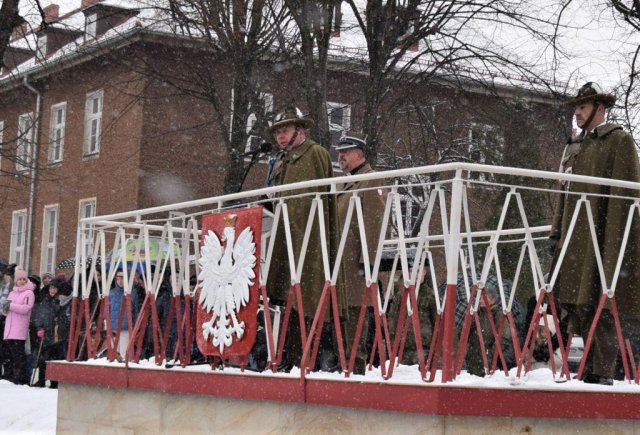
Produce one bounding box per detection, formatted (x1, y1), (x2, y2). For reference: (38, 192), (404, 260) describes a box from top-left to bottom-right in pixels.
(0, 381), (57, 434)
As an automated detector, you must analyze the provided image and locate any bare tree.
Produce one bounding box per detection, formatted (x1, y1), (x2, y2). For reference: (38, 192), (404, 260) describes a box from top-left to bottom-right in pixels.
(0, 0), (21, 62)
(282, 0), (338, 148)
(133, 0), (293, 194)
(609, 0), (640, 145)
(344, 0), (564, 163)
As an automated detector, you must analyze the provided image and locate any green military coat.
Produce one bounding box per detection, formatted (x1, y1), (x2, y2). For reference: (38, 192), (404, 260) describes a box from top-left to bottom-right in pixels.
(267, 139), (345, 316)
(550, 123), (640, 319)
(337, 164), (387, 307)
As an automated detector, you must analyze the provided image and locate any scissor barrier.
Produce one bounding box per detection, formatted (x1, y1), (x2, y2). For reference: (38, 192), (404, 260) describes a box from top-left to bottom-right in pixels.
(64, 162), (640, 385)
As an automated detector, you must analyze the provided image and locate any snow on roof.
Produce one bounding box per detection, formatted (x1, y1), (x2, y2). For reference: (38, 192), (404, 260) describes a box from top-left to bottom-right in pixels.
(6, 0), (631, 95)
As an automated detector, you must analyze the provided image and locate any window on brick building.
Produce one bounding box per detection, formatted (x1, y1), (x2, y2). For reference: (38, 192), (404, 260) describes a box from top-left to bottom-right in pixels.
(84, 90), (103, 156)
(85, 13), (97, 40)
(36, 34), (47, 60)
(79, 199), (96, 257)
(453, 122), (504, 182)
(16, 112), (34, 173)
(10, 209), (27, 268)
(49, 102), (66, 164)
(40, 205), (59, 275)
(245, 92), (274, 154)
(327, 101), (351, 164)
(331, 2), (342, 37)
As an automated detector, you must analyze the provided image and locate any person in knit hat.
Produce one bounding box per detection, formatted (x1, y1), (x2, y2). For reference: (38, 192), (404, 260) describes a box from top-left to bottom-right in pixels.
(3, 268), (35, 384)
(0, 264), (15, 380)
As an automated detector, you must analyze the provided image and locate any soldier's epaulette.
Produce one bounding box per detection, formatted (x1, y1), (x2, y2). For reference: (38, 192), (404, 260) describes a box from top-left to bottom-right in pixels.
(594, 125), (623, 139)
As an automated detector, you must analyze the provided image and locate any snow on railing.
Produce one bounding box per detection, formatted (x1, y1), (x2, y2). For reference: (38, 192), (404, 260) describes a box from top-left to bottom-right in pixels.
(65, 162), (640, 384)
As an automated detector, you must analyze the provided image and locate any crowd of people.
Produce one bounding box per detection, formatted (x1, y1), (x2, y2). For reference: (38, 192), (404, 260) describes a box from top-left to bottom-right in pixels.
(0, 264), (72, 387)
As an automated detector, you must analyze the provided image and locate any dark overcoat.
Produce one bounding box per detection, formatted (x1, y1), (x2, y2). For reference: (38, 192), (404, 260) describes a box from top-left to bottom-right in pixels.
(267, 139), (345, 316)
(336, 164), (386, 307)
(550, 123), (640, 319)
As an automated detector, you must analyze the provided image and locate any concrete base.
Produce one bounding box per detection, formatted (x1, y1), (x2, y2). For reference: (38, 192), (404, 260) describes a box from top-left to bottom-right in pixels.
(57, 382), (640, 434)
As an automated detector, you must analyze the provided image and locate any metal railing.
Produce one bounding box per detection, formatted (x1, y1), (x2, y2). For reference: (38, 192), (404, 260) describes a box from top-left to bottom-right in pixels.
(65, 162), (640, 384)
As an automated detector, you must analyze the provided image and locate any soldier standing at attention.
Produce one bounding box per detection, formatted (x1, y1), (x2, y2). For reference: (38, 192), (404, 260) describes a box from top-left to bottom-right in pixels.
(265, 107), (345, 371)
(334, 134), (386, 374)
(549, 82), (640, 385)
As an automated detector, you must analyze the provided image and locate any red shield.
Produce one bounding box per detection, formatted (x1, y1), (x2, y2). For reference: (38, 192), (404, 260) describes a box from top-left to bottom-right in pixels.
(196, 206), (262, 359)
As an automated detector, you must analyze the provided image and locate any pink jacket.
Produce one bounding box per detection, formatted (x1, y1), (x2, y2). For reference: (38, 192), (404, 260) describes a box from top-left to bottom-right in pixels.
(3, 281), (35, 340)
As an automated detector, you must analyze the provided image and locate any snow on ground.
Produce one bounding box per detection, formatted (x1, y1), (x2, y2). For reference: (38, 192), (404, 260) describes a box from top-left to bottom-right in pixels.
(0, 380), (57, 434)
(80, 357), (640, 393)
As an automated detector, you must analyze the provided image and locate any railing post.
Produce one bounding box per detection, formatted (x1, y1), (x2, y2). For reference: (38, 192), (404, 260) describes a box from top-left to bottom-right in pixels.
(442, 169), (464, 382)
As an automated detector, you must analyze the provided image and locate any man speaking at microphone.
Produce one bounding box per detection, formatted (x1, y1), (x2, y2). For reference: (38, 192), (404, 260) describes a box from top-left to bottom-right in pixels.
(264, 107), (345, 371)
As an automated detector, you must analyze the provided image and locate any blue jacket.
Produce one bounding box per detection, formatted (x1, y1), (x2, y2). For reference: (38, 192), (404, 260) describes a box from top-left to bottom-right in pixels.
(108, 285), (138, 330)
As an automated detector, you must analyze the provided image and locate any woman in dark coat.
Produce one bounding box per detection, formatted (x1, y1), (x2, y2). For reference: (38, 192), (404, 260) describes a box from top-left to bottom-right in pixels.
(33, 282), (62, 387)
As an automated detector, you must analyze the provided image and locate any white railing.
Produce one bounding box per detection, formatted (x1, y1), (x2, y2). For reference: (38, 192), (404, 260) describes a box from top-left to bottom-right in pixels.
(65, 162), (640, 384)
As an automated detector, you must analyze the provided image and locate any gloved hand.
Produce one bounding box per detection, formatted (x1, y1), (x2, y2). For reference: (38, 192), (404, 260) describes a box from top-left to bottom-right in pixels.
(37, 329), (45, 339)
(547, 237), (559, 257)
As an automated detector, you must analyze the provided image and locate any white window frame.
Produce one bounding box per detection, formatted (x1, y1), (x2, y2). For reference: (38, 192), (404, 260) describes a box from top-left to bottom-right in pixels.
(245, 92), (274, 153)
(83, 90), (103, 156)
(85, 13), (97, 40)
(327, 101), (352, 164)
(10, 209), (27, 268)
(40, 204), (59, 275)
(49, 102), (66, 164)
(16, 112), (34, 173)
(465, 122), (504, 182)
(79, 198), (96, 257)
(36, 34), (47, 60)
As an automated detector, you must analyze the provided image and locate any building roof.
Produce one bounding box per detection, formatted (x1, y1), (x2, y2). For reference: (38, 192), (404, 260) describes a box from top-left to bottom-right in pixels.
(2, 0), (564, 101)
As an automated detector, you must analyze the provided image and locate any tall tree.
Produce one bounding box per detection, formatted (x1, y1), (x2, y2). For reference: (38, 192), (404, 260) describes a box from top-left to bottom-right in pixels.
(142, 0), (293, 193)
(0, 0), (21, 63)
(345, 0), (562, 164)
(283, 0), (337, 148)
(609, 0), (640, 145)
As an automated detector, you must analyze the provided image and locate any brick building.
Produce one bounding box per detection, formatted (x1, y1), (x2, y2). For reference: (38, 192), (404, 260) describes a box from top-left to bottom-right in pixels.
(0, 0), (566, 275)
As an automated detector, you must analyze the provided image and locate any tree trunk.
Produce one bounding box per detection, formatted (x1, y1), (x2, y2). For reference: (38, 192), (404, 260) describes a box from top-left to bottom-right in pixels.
(0, 0), (21, 62)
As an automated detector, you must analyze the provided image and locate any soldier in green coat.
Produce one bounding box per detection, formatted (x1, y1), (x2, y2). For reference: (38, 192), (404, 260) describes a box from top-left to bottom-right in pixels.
(549, 82), (640, 384)
(265, 108), (345, 370)
(334, 134), (386, 374)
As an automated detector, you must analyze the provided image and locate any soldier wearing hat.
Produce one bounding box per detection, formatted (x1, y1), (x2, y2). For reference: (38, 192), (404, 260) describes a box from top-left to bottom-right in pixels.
(334, 133), (386, 374)
(265, 107), (345, 371)
(548, 82), (640, 385)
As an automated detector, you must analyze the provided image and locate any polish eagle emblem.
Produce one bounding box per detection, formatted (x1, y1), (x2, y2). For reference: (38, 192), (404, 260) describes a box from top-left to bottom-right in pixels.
(198, 214), (257, 353)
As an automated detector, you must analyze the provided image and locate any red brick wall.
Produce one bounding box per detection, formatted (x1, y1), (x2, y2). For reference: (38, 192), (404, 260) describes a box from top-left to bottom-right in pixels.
(0, 39), (567, 276)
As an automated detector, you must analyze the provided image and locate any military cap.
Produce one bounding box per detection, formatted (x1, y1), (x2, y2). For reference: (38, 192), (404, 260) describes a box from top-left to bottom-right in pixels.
(566, 82), (616, 108)
(333, 133), (367, 155)
(266, 107), (314, 134)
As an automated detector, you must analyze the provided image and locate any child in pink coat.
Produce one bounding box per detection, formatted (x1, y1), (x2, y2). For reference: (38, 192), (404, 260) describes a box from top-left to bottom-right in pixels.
(2, 268), (35, 384)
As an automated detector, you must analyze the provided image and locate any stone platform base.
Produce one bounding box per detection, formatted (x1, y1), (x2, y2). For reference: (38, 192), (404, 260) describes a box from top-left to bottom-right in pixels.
(49, 362), (640, 433)
(57, 382), (639, 434)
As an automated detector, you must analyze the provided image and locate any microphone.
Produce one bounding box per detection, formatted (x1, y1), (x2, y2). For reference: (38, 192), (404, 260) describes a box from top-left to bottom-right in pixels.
(241, 142), (273, 157)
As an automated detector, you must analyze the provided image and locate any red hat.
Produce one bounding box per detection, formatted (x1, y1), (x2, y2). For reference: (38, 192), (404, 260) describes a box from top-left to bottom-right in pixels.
(56, 273), (67, 282)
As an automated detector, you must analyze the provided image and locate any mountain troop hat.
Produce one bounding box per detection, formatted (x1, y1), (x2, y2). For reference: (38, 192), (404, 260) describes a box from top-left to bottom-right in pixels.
(333, 133), (367, 155)
(566, 82), (616, 108)
(266, 107), (314, 134)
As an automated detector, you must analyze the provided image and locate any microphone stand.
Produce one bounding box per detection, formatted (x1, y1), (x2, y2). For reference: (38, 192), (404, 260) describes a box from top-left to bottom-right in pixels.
(238, 142), (273, 193)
